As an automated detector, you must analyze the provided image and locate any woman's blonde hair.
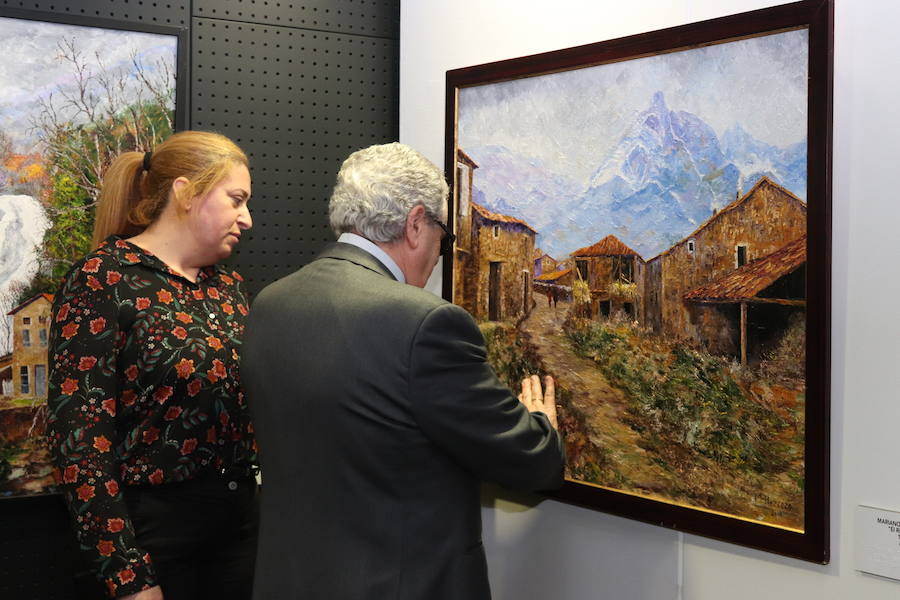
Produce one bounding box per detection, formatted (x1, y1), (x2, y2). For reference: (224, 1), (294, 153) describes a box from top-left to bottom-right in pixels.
(91, 130), (249, 248)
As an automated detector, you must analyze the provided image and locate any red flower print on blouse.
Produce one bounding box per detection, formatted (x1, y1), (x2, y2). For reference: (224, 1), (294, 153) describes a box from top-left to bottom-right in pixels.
(187, 379), (202, 397)
(86, 276), (103, 291)
(143, 427), (160, 444)
(101, 398), (116, 417)
(97, 540), (115, 557)
(175, 358), (194, 379)
(48, 237), (256, 595)
(78, 356), (98, 371)
(90, 317), (107, 334)
(63, 464), (79, 484)
(164, 406), (183, 421)
(118, 568), (136, 585)
(93, 435), (112, 453)
(153, 386), (173, 404)
(207, 359), (227, 383)
(107, 518), (125, 533)
(120, 390), (136, 407)
(232, 271), (243, 281)
(60, 378), (79, 395)
(76, 483), (95, 502)
(82, 257), (102, 273)
(56, 303), (70, 322)
(180, 438), (198, 456)
(148, 469), (164, 485)
(61, 322), (80, 340)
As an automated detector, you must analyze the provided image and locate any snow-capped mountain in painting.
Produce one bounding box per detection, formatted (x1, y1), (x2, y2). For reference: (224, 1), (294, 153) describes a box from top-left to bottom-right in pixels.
(465, 91), (806, 259)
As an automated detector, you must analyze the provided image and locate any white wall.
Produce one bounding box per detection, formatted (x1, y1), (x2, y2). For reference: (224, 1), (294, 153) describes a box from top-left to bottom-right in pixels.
(401, 1), (900, 598)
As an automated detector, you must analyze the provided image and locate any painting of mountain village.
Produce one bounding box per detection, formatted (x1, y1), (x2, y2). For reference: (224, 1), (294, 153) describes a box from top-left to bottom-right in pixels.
(0, 13), (177, 498)
(451, 29), (811, 530)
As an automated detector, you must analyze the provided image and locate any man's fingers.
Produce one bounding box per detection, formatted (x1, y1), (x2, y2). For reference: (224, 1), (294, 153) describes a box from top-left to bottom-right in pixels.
(542, 375), (555, 405)
(542, 375), (558, 429)
(519, 377), (533, 410)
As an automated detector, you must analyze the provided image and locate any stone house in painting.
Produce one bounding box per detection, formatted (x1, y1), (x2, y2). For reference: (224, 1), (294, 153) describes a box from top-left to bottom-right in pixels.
(684, 236), (806, 364)
(465, 203), (536, 321)
(453, 148), (537, 322)
(0, 353), (12, 397)
(7, 294), (53, 399)
(452, 149), (478, 316)
(571, 234), (645, 321)
(533, 250), (558, 277)
(644, 177), (807, 360)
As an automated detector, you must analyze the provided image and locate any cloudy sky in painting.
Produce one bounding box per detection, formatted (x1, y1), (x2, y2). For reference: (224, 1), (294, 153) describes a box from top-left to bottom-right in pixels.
(458, 28), (808, 182)
(0, 17), (176, 150)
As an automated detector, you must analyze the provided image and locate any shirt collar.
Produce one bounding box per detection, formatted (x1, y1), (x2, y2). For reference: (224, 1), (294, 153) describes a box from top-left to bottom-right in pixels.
(336, 233), (405, 283)
(99, 235), (222, 284)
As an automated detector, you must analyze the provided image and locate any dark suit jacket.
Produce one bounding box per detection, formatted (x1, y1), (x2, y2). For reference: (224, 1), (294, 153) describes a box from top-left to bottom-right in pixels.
(243, 242), (564, 600)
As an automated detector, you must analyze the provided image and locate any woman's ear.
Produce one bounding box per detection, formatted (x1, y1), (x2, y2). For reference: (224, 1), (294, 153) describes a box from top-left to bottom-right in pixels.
(171, 176), (194, 213)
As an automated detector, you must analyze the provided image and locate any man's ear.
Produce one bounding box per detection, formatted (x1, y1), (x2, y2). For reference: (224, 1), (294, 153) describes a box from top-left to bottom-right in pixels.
(404, 204), (427, 249)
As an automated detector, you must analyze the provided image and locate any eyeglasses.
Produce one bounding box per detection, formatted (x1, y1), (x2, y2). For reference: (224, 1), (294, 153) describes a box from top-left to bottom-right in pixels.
(429, 215), (456, 256)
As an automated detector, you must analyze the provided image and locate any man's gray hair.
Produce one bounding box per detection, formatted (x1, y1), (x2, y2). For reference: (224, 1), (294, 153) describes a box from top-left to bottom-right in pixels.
(329, 142), (449, 242)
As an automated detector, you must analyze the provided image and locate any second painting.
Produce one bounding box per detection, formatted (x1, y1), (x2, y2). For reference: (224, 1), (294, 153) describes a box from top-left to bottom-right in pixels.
(0, 8), (184, 499)
(445, 0), (831, 561)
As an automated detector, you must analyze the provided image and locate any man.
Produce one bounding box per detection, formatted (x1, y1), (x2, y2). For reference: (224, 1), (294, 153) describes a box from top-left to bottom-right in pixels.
(243, 143), (564, 600)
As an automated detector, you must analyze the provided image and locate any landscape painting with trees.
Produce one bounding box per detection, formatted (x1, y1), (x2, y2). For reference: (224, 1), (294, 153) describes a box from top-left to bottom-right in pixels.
(446, 3), (832, 561)
(0, 11), (179, 498)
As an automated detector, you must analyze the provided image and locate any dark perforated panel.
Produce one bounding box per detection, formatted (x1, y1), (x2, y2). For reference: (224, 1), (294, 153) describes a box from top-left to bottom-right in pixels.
(194, 0), (399, 38)
(192, 17), (399, 295)
(0, 0), (189, 26)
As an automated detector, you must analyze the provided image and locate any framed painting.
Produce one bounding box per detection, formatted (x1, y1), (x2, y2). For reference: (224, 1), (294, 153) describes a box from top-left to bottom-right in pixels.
(444, 0), (832, 562)
(0, 7), (187, 499)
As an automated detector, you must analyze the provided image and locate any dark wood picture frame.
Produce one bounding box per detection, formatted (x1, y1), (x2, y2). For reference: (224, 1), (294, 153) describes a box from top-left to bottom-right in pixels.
(444, 0), (831, 562)
(0, 6), (187, 501)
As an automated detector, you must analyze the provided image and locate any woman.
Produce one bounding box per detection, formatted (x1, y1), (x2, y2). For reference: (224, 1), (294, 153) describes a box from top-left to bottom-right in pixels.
(47, 131), (257, 600)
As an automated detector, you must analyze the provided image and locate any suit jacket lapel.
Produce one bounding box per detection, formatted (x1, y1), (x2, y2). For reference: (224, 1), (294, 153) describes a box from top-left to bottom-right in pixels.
(315, 242), (398, 281)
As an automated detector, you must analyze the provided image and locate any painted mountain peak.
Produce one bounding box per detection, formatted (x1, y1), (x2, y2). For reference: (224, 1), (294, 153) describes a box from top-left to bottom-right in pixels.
(465, 91), (806, 259)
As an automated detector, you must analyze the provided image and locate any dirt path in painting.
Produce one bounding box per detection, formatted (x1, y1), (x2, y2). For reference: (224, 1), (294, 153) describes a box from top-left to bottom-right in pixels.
(518, 301), (804, 528)
(519, 300), (671, 493)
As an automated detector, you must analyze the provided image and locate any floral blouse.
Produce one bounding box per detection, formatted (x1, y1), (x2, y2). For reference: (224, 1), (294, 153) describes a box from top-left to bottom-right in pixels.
(47, 236), (256, 598)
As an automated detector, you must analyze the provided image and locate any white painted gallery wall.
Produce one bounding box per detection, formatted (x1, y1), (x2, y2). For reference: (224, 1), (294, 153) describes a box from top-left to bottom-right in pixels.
(401, 0), (900, 598)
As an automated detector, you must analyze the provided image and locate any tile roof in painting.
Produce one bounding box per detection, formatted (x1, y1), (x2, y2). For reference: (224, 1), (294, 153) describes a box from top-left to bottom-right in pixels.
(535, 268), (572, 282)
(684, 236), (807, 302)
(571, 234), (641, 258)
(471, 202), (537, 233)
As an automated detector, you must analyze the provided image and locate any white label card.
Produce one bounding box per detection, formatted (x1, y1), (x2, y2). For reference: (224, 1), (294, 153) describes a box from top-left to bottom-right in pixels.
(855, 504), (900, 582)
